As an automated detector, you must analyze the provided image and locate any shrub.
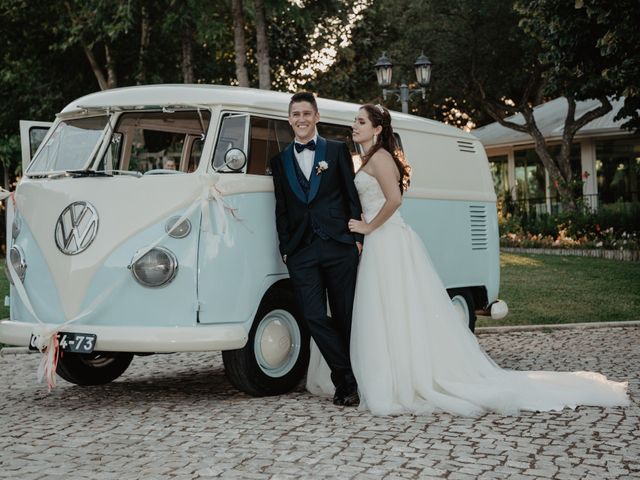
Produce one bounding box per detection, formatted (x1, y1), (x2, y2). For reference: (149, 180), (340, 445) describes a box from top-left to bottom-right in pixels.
(499, 201), (640, 250)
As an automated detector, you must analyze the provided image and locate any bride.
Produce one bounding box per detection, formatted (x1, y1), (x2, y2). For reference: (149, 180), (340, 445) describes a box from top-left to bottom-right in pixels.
(306, 103), (629, 416)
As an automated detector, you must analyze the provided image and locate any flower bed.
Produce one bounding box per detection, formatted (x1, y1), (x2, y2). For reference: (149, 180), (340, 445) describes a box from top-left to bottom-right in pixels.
(500, 227), (640, 251)
(498, 201), (640, 254)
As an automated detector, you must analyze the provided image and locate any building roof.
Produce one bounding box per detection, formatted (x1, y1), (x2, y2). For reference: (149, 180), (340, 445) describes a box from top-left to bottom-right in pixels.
(473, 97), (631, 148)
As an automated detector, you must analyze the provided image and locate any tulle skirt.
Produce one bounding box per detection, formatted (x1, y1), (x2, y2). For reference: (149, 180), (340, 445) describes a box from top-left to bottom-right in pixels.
(306, 216), (629, 416)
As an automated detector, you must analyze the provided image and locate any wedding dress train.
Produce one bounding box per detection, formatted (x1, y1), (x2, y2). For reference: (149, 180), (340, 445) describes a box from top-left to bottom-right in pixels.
(306, 170), (629, 416)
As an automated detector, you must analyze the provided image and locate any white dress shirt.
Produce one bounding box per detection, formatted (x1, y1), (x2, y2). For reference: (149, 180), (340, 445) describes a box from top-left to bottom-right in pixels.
(293, 133), (318, 180)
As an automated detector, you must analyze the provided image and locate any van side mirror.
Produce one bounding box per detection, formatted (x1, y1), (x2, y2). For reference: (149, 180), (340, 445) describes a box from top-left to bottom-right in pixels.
(223, 148), (247, 172)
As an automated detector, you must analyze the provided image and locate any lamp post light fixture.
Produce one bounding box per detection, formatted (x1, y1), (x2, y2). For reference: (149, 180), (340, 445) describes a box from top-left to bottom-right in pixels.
(374, 52), (432, 114)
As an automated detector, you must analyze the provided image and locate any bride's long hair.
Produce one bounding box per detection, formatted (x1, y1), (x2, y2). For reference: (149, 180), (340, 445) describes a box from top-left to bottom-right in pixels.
(359, 104), (411, 193)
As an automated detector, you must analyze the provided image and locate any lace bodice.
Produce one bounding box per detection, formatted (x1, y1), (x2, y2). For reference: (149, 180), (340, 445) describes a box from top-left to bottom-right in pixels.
(354, 170), (403, 225)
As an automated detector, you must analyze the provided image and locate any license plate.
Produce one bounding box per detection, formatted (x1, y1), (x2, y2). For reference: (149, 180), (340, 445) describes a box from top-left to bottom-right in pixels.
(29, 332), (97, 353)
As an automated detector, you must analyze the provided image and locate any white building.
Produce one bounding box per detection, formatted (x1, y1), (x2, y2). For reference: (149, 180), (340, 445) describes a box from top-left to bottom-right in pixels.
(473, 97), (640, 213)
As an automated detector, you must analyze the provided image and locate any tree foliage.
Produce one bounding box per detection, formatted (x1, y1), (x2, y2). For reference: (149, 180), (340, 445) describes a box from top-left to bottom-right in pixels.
(512, 0), (640, 207)
(0, 0), (637, 204)
(534, 0), (640, 132)
(319, 0), (638, 208)
(0, 0), (356, 181)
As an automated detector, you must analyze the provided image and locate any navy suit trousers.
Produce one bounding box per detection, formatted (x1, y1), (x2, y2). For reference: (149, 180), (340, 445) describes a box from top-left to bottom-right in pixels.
(286, 236), (359, 391)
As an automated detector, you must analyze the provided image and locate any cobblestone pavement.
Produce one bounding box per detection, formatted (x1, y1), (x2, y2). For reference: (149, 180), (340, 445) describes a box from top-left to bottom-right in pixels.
(1, 325), (638, 479)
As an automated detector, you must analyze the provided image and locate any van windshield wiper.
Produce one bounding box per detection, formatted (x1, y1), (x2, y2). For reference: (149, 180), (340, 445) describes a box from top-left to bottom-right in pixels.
(66, 169), (144, 178)
(66, 169), (113, 178)
(43, 169), (143, 179)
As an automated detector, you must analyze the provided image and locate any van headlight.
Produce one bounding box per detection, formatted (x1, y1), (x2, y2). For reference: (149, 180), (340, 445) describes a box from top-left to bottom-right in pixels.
(130, 247), (178, 287)
(8, 245), (27, 284)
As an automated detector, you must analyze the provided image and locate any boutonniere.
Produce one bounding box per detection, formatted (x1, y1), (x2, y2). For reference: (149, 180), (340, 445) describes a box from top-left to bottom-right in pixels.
(316, 161), (329, 175)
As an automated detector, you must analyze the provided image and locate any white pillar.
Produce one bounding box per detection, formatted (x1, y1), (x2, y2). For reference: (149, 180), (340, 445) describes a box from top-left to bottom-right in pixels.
(507, 147), (516, 202)
(545, 169), (552, 214)
(580, 139), (597, 210)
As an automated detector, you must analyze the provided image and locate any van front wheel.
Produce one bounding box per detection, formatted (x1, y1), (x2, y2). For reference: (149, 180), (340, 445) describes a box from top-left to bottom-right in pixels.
(223, 289), (310, 396)
(447, 288), (476, 333)
(56, 352), (133, 386)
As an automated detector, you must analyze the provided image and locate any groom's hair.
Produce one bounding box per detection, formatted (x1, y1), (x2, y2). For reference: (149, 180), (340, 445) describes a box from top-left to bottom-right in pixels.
(289, 92), (318, 114)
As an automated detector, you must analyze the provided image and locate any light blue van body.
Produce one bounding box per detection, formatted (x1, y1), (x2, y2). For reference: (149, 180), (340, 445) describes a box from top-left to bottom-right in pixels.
(1, 85), (504, 391)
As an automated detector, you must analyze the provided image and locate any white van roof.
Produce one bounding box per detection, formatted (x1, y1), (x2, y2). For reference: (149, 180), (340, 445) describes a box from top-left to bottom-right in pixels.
(60, 84), (475, 141)
(60, 84), (492, 202)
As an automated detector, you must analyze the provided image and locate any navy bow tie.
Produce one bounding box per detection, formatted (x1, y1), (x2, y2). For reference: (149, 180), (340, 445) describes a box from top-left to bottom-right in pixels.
(295, 140), (316, 153)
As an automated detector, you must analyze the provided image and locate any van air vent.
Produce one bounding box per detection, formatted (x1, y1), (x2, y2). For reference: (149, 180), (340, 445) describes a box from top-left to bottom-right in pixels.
(469, 205), (488, 250)
(457, 140), (476, 153)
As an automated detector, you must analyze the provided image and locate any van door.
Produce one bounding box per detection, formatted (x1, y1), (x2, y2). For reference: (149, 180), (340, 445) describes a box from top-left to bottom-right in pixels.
(198, 112), (255, 325)
(19, 120), (53, 173)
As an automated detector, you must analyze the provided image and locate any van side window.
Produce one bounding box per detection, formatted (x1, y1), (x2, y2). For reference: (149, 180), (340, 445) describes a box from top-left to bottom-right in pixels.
(187, 137), (204, 173)
(212, 114), (249, 171)
(28, 127), (50, 158)
(318, 123), (360, 171)
(248, 117), (293, 175)
(317, 123), (358, 155)
(246, 117), (360, 176)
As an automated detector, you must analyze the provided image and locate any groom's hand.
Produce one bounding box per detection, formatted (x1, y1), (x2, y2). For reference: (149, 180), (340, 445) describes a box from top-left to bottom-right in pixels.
(282, 254), (288, 264)
(356, 242), (363, 255)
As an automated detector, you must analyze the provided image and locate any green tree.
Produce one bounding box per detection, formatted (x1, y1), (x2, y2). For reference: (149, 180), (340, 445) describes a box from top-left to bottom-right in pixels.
(253, 0), (270, 89)
(231, 0), (250, 86)
(267, 0), (364, 92)
(0, 1), (96, 181)
(319, 0), (639, 210)
(511, 0), (640, 209)
(0, 0), (234, 181)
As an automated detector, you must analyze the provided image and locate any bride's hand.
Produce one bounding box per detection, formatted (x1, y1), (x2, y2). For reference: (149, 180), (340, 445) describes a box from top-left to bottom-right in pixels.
(348, 215), (372, 235)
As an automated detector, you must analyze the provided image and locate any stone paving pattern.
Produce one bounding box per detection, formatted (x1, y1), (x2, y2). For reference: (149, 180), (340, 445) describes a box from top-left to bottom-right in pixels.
(0, 326), (638, 479)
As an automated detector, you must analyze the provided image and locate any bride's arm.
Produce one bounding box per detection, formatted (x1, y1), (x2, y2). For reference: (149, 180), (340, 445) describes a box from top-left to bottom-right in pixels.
(348, 151), (402, 235)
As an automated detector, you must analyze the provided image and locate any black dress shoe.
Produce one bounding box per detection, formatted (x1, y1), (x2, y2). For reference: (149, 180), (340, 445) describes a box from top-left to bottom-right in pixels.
(342, 390), (360, 407)
(333, 385), (359, 407)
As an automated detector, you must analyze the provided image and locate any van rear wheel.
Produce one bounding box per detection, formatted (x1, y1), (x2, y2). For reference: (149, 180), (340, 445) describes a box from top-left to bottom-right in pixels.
(56, 352), (133, 386)
(447, 288), (476, 333)
(223, 288), (310, 396)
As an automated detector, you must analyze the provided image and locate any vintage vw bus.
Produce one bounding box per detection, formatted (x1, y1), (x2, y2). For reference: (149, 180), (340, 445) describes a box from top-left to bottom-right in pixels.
(2, 85), (507, 394)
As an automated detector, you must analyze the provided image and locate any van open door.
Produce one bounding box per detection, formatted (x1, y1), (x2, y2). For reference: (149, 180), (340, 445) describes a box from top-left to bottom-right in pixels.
(19, 120), (52, 173)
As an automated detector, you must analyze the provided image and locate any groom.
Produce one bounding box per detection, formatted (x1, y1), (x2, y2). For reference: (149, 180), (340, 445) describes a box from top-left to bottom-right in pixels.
(271, 92), (363, 406)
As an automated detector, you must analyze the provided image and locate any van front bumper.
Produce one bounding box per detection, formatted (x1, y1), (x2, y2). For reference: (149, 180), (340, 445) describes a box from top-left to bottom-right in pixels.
(0, 320), (249, 353)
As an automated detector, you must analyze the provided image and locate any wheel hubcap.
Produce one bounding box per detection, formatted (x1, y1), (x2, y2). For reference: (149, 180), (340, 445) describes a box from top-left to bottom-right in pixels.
(254, 309), (301, 378)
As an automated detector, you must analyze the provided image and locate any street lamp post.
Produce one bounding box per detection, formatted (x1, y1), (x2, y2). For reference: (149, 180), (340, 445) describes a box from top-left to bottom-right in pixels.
(374, 52), (432, 114)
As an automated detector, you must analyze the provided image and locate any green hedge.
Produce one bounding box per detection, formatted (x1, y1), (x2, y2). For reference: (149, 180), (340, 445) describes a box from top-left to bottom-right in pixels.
(499, 202), (640, 250)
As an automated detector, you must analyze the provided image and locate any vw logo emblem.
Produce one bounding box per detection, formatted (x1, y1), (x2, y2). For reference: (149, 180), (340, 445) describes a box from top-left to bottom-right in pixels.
(54, 201), (99, 255)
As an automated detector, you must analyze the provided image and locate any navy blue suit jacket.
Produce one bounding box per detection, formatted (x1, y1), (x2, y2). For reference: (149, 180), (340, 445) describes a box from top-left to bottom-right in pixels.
(271, 136), (363, 256)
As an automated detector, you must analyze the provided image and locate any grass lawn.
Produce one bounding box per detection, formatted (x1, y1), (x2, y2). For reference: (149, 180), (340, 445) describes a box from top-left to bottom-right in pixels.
(0, 255), (638, 328)
(477, 252), (640, 327)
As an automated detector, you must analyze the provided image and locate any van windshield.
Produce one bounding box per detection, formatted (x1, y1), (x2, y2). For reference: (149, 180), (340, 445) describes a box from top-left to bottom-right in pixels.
(26, 116), (109, 175)
(99, 110), (210, 174)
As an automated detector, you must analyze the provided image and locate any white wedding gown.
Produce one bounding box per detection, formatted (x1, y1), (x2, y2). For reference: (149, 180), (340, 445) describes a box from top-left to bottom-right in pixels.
(306, 170), (630, 416)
